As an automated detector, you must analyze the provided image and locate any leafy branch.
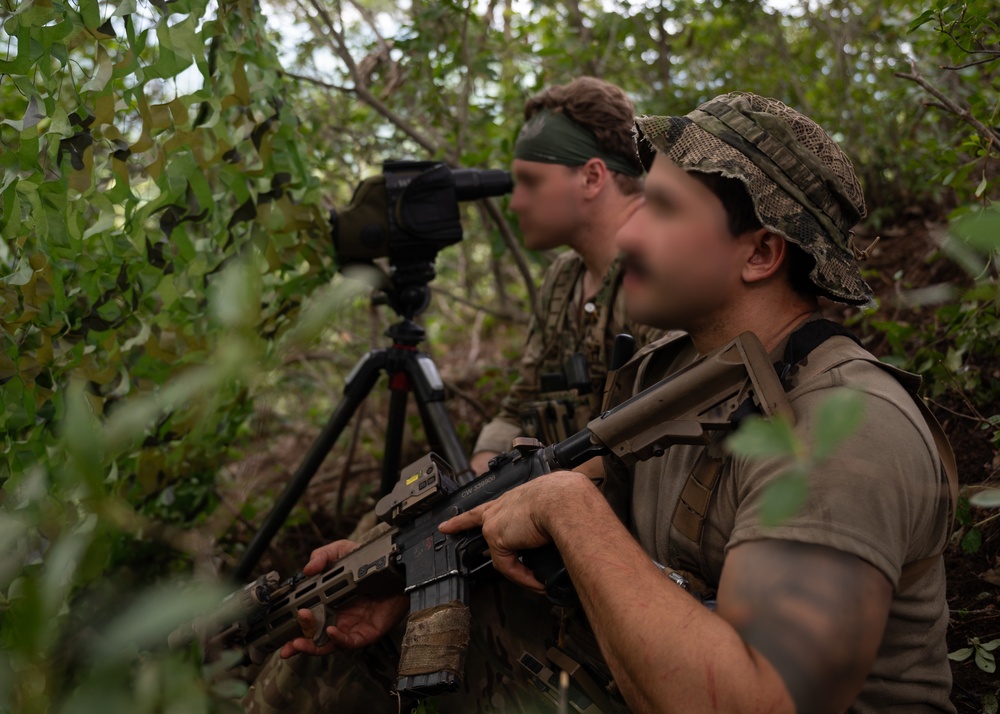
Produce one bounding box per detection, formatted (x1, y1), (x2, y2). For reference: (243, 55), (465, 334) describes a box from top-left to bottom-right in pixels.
(894, 62), (1000, 147)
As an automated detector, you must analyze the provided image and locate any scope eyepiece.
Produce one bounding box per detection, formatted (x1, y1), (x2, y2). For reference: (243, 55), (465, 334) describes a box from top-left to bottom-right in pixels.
(452, 169), (514, 202)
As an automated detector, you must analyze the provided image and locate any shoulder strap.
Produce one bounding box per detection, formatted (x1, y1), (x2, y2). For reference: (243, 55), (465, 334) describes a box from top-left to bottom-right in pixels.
(897, 394), (959, 590)
(776, 319), (860, 384)
(538, 252), (585, 365)
(668, 323), (958, 592)
(588, 256), (623, 368)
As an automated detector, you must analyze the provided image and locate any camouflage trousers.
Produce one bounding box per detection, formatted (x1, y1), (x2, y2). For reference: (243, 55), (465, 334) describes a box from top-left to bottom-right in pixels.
(241, 575), (627, 714)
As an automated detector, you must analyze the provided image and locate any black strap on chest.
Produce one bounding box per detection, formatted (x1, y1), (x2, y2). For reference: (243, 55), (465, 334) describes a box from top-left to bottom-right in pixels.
(775, 319), (862, 387)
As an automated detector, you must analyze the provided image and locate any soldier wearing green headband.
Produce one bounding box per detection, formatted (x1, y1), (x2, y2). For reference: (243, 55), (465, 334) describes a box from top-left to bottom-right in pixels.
(471, 77), (663, 476)
(246, 78), (661, 714)
(441, 93), (956, 712)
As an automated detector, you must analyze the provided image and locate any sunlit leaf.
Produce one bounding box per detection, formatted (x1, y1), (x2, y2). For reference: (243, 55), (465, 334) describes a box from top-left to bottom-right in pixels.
(970, 489), (1000, 508)
(948, 647), (974, 662)
(907, 9), (936, 32)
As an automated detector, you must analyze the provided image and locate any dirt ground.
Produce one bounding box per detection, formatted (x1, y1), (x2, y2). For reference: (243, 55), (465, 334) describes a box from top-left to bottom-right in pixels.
(232, 214), (999, 711)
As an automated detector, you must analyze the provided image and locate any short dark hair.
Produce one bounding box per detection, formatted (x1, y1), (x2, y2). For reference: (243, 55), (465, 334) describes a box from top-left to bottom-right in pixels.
(691, 171), (818, 299)
(524, 77), (643, 195)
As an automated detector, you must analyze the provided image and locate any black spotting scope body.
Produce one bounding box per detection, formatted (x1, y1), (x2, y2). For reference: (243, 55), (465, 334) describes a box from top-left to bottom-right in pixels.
(331, 160), (513, 265)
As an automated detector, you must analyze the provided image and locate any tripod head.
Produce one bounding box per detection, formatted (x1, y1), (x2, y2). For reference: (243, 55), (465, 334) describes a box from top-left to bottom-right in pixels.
(331, 160), (513, 320)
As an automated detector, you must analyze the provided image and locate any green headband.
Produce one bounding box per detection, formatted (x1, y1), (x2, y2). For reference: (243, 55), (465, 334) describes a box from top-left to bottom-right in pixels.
(513, 109), (642, 177)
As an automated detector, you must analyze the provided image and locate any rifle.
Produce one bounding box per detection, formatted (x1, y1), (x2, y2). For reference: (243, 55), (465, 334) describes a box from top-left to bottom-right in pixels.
(169, 332), (791, 697)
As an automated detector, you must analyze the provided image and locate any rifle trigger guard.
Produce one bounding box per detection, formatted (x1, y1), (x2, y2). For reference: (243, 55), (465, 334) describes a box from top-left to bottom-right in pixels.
(309, 603), (331, 647)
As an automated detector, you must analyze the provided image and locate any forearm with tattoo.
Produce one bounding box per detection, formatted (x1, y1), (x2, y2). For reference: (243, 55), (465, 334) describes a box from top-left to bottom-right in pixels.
(544, 476), (893, 714)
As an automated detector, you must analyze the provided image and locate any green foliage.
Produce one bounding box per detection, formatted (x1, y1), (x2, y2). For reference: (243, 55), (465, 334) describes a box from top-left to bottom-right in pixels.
(949, 636), (1000, 674)
(955, 493), (982, 554)
(953, 487), (1000, 554)
(866, 0), (1000, 457)
(983, 692), (999, 714)
(1, 0), (999, 706)
(874, 0), (1000, 448)
(1, 254), (366, 712)
(726, 389), (866, 526)
(0, 2), (378, 702)
(0, 0), (334, 533)
(410, 700), (439, 714)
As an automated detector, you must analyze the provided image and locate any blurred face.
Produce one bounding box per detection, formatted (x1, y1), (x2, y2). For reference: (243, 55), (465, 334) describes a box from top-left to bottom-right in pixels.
(509, 159), (584, 250)
(615, 155), (749, 331)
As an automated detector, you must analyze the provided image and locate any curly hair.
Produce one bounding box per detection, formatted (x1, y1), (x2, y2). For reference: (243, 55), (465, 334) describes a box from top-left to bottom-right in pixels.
(524, 77), (643, 195)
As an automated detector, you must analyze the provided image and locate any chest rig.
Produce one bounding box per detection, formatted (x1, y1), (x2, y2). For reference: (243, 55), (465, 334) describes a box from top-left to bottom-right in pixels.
(519, 255), (625, 445)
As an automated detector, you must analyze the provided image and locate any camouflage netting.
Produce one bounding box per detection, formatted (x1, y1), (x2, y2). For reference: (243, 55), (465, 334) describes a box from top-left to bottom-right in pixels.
(635, 92), (875, 306)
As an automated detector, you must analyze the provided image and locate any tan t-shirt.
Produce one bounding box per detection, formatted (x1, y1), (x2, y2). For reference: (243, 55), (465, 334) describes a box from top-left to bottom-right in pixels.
(614, 333), (955, 713)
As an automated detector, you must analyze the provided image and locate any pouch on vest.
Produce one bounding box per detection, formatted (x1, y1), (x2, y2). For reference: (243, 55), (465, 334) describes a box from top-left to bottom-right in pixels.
(519, 353), (599, 445)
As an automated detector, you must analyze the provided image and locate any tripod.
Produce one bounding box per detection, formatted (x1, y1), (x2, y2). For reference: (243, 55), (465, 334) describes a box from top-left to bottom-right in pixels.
(233, 265), (474, 581)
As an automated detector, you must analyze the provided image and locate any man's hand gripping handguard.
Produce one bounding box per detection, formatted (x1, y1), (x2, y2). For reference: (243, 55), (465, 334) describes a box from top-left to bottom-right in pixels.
(169, 331), (792, 698)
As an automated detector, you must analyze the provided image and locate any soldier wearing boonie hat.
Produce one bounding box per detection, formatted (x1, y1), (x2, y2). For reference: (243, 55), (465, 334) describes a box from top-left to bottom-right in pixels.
(589, 93), (956, 712)
(636, 92), (878, 304)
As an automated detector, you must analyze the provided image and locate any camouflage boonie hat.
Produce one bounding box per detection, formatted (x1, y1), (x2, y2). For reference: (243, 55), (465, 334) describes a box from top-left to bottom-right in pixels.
(634, 92), (874, 306)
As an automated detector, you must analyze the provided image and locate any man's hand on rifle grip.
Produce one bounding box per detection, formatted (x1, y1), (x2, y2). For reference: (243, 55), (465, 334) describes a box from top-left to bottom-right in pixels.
(439, 470), (594, 595)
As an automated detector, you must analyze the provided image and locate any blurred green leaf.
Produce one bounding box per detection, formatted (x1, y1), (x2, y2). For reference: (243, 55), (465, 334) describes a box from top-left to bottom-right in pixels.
(210, 258), (262, 330)
(91, 584), (231, 665)
(61, 382), (105, 489)
(952, 208), (1000, 253)
(961, 527), (983, 554)
(727, 416), (801, 460)
(812, 389), (866, 462)
(759, 468), (809, 528)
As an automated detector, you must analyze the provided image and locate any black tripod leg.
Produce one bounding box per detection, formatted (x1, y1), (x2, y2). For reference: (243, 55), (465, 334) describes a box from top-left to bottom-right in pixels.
(381, 376), (410, 496)
(419, 401), (473, 484)
(233, 351), (387, 581)
(406, 353), (474, 485)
